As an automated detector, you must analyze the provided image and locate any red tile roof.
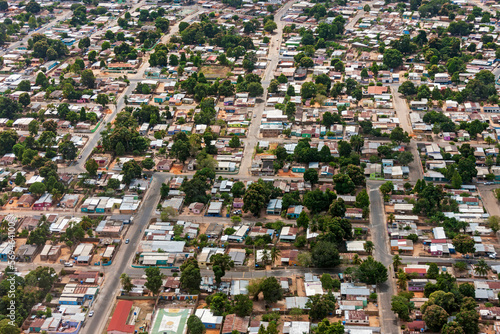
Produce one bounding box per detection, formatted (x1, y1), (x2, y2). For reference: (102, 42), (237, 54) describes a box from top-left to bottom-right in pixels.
(107, 300), (135, 333)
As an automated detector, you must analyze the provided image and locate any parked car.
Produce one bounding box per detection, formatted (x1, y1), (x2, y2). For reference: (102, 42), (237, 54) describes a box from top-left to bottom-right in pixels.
(125, 239), (129, 244)
(64, 262), (73, 267)
(171, 268), (180, 272)
(88, 311), (94, 317)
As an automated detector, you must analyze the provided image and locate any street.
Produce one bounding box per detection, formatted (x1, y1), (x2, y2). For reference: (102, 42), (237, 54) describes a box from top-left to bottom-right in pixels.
(367, 181), (399, 334)
(238, 0), (294, 176)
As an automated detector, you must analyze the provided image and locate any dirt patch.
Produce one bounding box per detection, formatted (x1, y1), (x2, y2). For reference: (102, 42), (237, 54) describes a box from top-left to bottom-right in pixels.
(296, 277), (306, 297)
(200, 66), (232, 79)
(277, 170), (300, 177)
(170, 164), (183, 174)
(369, 315), (380, 327)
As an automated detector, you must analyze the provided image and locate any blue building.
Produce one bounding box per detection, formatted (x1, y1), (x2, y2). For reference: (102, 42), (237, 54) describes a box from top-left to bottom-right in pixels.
(0, 241), (13, 261)
(195, 309), (223, 329)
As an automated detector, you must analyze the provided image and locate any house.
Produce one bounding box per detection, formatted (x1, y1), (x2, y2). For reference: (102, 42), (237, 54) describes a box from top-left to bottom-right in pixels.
(280, 226), (298, 242)
(206, 201), (223, 217)
(345, 310), (369, 325)
(228, 249), (246, 266)
(404, 264), (429, 277)
(410, 99), (428, 111)
(33, 193), (53, 210)
(287, 205), (303, 219)
(15, 244), (38, 262)
(434, 73), (450, 83)
(281, 249), (299, 266)
(283, 321), (310, 334)
(390, 239), (414, 253)
(157, 159), (174, 171)
(189, 202), (205, 214)
(195, 309), (223, 329)
(0, 153), (15, 165)
(40, 245), (61, 261)
(222, 314), (250, 334)
(17, 194), (35, 208)
(107, 300), (135, 334)
(198, 247), (225, 267)
(408, 279), (435, 292)
(266, 199), (283, 215)
(406, 321), (426, 332)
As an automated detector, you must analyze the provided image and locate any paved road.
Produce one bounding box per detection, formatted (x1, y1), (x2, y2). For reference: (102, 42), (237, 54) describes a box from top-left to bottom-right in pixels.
(81, 172), (169, 334)
(238, 1), (294, 176)
(367, 181), (399, 334)
(390, 85), (424, 182)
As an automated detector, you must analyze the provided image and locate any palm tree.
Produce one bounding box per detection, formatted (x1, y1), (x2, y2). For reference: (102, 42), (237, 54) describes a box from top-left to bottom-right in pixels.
(397, 270), (408, 289)
(474, 259), (490, 277)
(364, 241), (374, 254)
(388, 213), (395, 224)
(353, 254), (362, 265)
(261, 248), (270, 265)
(120, 273), (134, 293)
(270, 247), (281, 265)
(393, 255), (402, 271)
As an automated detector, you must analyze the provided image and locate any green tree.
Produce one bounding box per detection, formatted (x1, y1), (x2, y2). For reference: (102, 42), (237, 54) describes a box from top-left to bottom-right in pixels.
(442, 322), (465, 334)
(17, 80), (31, 92)
(263, 20), (277, 32)
(398, 81), (417, 96)
(14, 172), (25, 186)
(312, 241), (340, 268)
(364, 241), (374, 254)
(296, 211), (309, 229)
(0, 319), (21, 334)
(452, 234), (475, 255)
(311, 319), (344, 334)
(29, 182), (46, 196)
(427, 262), (439, 279)
(260, 277), (283, 304)
(393, 255), (402, 271)
(96, 93), (109, 108)
(81, 69), (95, 88)
(355, 256), (388, 284)
(233, 294), (253, 317)
(306, 293), (336, 320)
(19, 92), (31, 108)
(383, 48), (403, 68)
(247, 82), (264, 97)
(85, 158), (99, 176)
(456, 309), (479, 334)
(145, 267), (164, 295)
(423, 304), (449, 332)
(390, 126), (410, 145)
(304, 168), (319, 185)
(141, 157), (155, 170)
(474, 259), (489, 276)
(355, 189), (370, 209)
(211, 253), (234, 285)
(187, 315), (205, 334)
(391, 295), (413, 321)
(332, 173), (355, 194)
(180, 257), (201, 292)
(228, 135), (241, 148)
(120, 273), (134, 293)
(243, 181), (270, 216)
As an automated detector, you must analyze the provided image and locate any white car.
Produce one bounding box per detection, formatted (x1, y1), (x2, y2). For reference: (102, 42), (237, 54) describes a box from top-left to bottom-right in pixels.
(64, 262), (73, 267)
(88, 311), (94, 317)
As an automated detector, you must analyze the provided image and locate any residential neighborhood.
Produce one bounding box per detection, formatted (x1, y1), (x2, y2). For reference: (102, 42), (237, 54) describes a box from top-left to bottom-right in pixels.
(3, 0), (500, 333)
